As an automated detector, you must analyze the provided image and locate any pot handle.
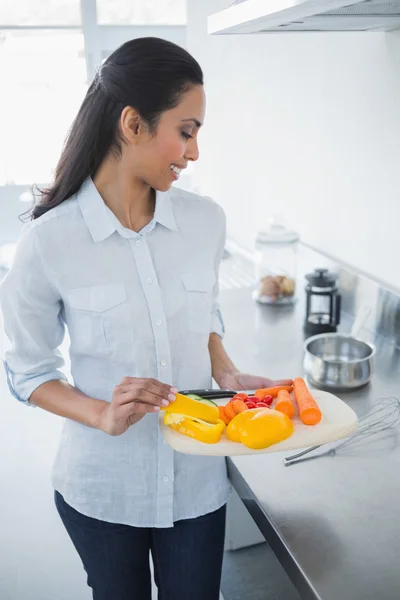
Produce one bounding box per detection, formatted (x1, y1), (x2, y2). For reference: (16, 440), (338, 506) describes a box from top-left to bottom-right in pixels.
(335, 294), (341, 326)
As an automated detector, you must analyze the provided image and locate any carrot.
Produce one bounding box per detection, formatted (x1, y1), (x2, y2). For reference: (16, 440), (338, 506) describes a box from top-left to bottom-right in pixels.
(275, 389), (295, 419)
(218, 406), (230, 425)
(224, 402), (237, 422)
(231, 399), (248, 414)
(223, 399), (250, 423)
(293, 378), (322, 426)
(255, 386), (293, 400)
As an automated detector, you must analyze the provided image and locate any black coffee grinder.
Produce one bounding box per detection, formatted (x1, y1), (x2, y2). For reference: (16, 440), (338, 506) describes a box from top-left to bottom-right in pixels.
(304, 268), (341, 335)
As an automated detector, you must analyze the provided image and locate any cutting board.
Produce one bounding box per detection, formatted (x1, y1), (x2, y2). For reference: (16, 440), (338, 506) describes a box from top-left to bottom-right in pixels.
(158, 390), (358, 456)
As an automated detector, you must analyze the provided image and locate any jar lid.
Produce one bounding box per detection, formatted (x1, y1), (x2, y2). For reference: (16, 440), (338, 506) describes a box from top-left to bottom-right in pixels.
(255, 218), (299, 245)
(305, 268), (338, 288)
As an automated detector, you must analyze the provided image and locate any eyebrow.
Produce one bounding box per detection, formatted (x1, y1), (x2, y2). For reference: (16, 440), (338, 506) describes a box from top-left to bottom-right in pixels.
(180, 118), (202, 128)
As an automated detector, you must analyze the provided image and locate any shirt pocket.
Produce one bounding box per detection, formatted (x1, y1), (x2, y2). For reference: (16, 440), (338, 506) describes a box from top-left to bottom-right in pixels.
(181, 270), (215, 335)
(67, 283), (134, 355)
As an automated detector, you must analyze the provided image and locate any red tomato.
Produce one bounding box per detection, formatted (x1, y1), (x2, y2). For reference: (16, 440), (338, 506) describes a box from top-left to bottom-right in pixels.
(255, 402), (269, 408)
(245, 401), (257, 409)
(264, 395), (274, 406)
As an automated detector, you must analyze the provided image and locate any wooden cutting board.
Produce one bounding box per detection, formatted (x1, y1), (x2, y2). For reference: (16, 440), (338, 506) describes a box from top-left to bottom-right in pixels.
(158, 390), (358, 456)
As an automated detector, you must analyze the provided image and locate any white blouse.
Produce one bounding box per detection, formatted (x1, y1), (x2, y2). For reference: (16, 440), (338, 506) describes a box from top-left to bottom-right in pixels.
(0, 178), (231, 527)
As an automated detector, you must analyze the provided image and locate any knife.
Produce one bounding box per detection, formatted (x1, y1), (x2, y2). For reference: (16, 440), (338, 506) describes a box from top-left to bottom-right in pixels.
(178, 389), (251, 399)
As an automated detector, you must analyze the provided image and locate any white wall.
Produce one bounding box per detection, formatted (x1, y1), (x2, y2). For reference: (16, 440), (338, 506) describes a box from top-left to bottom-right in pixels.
(187, 0), (400, 291)
(0, 185), (32, 243)
(98, 25), (186, 55)
(0, 26), (187, 248)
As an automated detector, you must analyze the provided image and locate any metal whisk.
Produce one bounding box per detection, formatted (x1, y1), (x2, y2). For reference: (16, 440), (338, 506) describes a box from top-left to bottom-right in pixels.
(284, 397), (400, 466)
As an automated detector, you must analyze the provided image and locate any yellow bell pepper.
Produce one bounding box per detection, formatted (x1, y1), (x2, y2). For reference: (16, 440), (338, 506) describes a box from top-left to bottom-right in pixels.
(161, 393), (219, 424)
(239, 409), (294, 450)
(226, 408), (270, 442)
(164, 412), (225, 444)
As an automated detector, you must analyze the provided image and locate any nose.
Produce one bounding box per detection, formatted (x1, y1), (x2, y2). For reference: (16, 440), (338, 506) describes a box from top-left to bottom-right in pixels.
(185, 137), (199, 162)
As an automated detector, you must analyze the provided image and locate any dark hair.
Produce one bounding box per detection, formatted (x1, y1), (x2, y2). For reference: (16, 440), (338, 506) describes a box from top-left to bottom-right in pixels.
(30, 37), (203, 220)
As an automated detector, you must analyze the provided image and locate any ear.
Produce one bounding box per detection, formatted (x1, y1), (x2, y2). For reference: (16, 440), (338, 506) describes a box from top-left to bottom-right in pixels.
(120, 106), (143, 144)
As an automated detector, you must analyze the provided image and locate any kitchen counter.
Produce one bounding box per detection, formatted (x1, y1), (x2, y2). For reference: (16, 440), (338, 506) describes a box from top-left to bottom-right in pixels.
(219, 271), (400, 600)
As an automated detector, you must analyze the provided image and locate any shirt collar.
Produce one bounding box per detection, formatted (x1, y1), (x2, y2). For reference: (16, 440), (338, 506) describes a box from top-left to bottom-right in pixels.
(78, 178), (178, 243)
(154, 189), (179, 233)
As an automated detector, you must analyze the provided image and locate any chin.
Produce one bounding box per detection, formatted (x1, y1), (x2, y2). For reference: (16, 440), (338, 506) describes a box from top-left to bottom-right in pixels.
(154, 180), (173, 192)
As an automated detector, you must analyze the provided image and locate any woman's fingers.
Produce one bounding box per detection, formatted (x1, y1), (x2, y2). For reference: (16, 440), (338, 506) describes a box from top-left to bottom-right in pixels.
(120, 378), (176, 396)
(118, 401), (159, 420)
(118, 390), (167, 408)
(116, 379), (177, 408)
(270, 379), (293, 387)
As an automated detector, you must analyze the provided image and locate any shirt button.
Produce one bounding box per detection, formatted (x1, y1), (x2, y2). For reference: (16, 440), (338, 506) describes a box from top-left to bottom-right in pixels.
(160, 360), (167, 367)
(163, 476), (169, 482)
(146, 278), (153, 285)
(135, 239), (141, 246)
(156, 319), (162, 326)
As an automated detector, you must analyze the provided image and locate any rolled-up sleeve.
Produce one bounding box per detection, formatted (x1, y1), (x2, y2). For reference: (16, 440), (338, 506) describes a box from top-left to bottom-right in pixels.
(210, 204), (226, 339)
(0, 227), (66, 405)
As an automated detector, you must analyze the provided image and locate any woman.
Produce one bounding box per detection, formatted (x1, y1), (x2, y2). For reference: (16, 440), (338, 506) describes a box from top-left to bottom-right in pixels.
(0, 37), (289, 600)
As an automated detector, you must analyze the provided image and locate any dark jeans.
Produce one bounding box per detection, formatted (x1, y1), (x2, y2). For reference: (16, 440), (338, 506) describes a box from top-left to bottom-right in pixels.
(54, 491), (226, 600)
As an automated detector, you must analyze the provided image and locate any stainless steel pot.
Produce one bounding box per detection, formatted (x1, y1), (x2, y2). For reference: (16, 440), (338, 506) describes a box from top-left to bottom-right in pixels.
(303, 333), (375, 390)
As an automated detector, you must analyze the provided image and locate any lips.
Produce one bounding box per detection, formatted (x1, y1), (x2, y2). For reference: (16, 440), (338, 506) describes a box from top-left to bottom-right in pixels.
(170, 164), (184, 175)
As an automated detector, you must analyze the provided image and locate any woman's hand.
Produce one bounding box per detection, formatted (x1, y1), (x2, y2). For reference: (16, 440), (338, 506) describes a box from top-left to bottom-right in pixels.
(98, 377), (178, 436)
(217, 371), (292, 392)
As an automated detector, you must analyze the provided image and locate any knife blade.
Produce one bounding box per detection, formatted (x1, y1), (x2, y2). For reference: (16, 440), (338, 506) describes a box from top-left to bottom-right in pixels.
(178, 388), (238, 399)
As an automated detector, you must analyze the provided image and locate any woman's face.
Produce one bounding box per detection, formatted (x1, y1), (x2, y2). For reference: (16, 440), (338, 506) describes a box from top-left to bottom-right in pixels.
(122, 84), (206, 192)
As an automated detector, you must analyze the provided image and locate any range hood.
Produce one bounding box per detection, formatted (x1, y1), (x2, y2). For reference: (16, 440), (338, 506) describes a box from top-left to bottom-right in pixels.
(208, 0), (400, 33)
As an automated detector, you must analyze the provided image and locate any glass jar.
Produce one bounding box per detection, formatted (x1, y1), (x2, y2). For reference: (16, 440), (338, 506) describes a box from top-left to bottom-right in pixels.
(252, 218), (299, 305)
